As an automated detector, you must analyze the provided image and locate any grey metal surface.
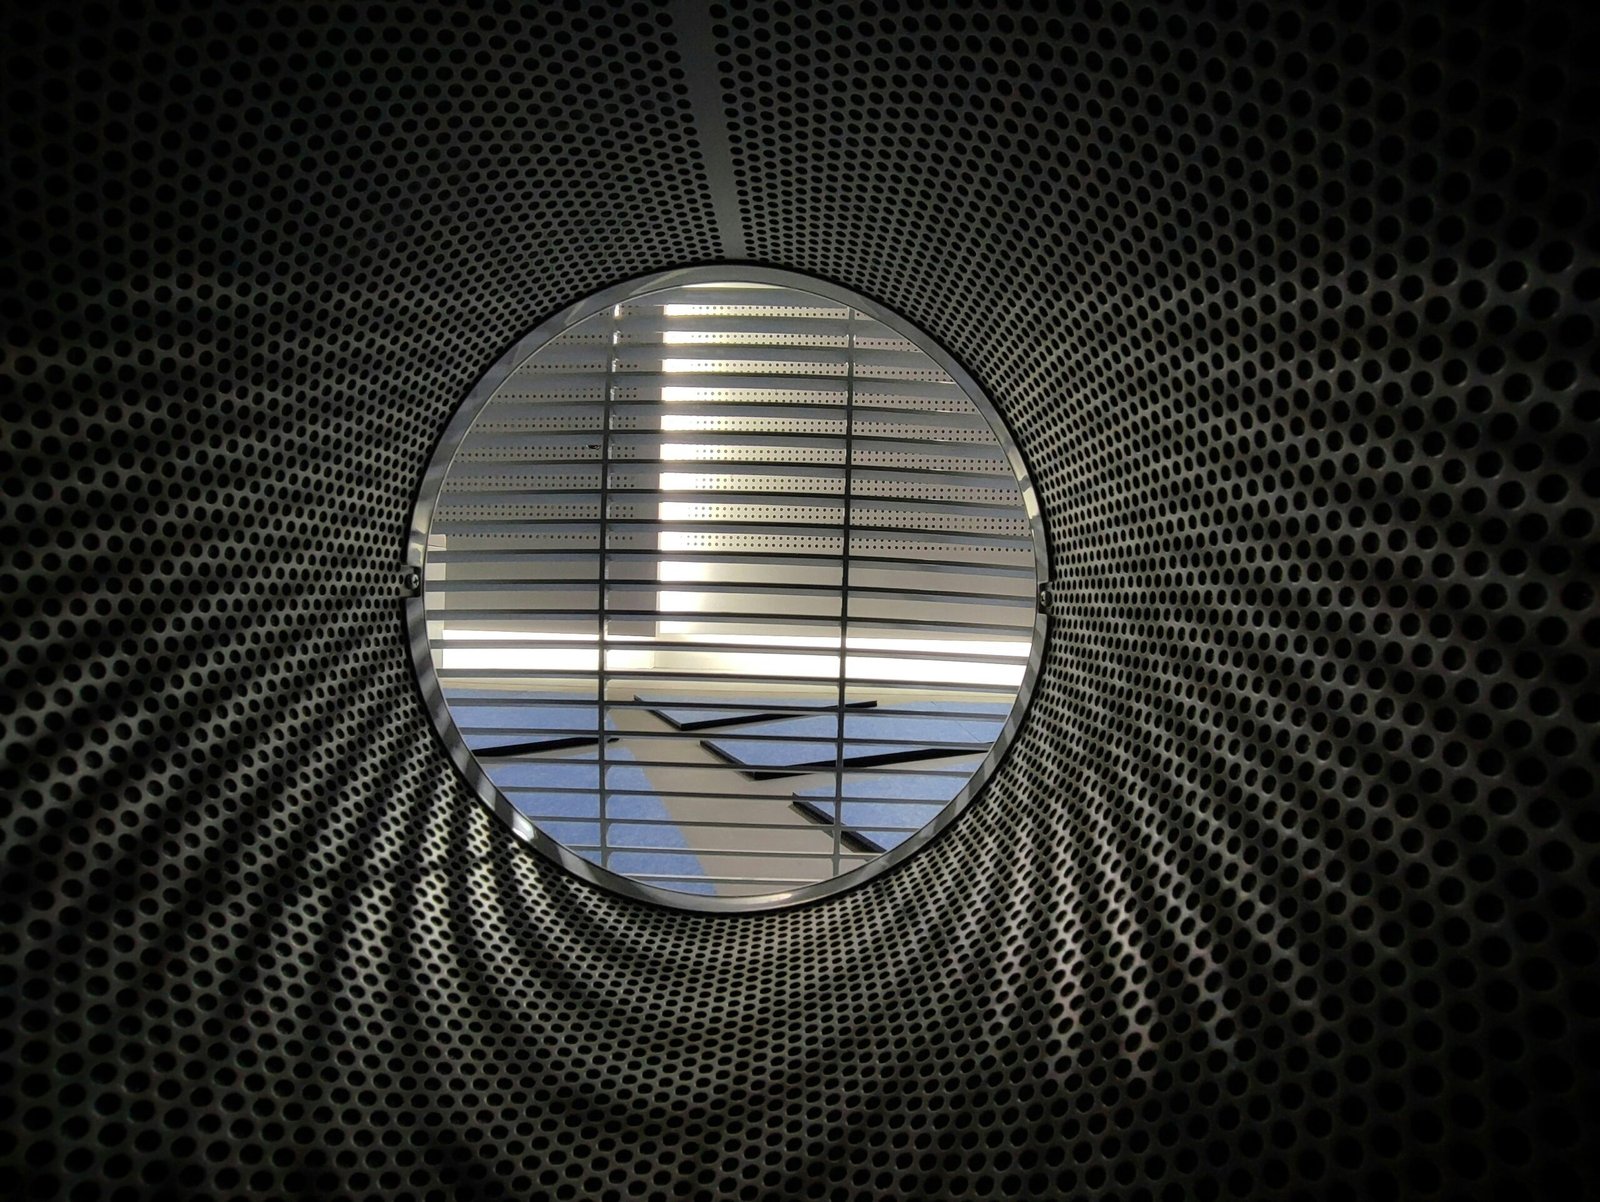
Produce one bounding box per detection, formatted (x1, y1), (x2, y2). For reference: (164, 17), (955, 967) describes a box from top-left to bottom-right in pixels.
(4, 2), (1599, 1200)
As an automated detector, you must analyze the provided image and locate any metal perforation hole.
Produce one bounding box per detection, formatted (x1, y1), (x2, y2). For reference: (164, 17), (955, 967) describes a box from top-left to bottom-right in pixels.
(408, 268), (1048, 909)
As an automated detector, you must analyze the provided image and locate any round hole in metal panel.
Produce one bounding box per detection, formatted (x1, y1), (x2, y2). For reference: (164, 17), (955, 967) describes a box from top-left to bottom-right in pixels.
(407, 268), (1048, 911)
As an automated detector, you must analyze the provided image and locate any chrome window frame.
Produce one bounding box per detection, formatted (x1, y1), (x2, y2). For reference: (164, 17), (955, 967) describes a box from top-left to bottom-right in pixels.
(404, 266), (1050, 913)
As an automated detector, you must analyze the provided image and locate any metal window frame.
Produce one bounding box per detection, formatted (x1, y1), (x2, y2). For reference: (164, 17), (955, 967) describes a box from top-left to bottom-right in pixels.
(404, 266), (1051, 914)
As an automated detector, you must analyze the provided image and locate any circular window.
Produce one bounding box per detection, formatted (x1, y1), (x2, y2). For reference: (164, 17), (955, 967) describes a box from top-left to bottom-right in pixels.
(407, 268), (1047, 910)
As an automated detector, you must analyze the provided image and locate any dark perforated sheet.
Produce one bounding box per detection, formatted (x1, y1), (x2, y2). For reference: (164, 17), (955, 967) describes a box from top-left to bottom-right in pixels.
(2, 2), (1597, 1199)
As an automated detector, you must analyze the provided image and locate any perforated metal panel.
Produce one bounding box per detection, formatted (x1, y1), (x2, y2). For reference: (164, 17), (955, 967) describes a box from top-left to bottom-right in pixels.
(2, 1), (1598, 1200)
